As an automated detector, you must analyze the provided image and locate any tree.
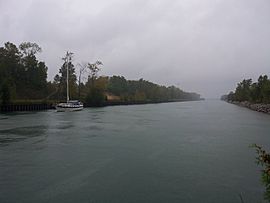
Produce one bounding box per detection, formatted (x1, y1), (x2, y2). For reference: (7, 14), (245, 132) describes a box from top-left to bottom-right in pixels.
(19, 42), (41, 57)
(234, 79), (252, 102)
(0, 42), (21, 99)
(56, 52), (77, 100)
(108, 76), (128, 96)
(106, 76), (200, 102)
(227, 91), (235, 101)
(87, 60), (103, 85)
(77, 62), (88, 99)
(85, 78), (107, 106)
(226, 75), (270, 103)
(0, 41), (48, 101)
(48, 74), (61, 100)
(252, 144), (270, 202)
(258, 75), (270, 103)
(18, 42), (47, 99)
(85, 61), (104, 106)
(1, 80), (11, 105)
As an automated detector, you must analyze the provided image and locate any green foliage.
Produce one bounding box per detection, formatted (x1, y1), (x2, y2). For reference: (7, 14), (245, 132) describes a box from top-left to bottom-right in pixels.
(56, 53), (77, 100)
(107, 76), (200, 102)
(85, 87), (106, 106)
(235, 79), (252, 101)
(87, 61), (103, 81)
(223, 75), (270, 103)
(84, 77), (107, 106)
(251, 144), (270, 202)
(0, 42), (48, 102)
(108, 76), (128, 96)
(1, 81), (11, 105)
(0, 41), (201, 106)
(82, 62), (106, 106)
(19, 42), (41, 56)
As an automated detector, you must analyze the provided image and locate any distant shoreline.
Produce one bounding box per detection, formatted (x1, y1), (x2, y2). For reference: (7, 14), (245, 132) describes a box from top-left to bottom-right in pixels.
(85, 98), (204, 107)
(0, 99), (204, 112)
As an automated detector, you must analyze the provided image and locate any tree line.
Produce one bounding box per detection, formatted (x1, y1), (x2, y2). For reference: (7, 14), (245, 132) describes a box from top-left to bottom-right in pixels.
(221, 75), (270, 103)
(0, 42), (201, 106)
(0, 42), (47, 104)
(107, 76), (200, 102)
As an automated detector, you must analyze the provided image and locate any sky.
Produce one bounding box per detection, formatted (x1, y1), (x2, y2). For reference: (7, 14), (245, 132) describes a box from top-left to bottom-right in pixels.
(0, 0), (270, 98)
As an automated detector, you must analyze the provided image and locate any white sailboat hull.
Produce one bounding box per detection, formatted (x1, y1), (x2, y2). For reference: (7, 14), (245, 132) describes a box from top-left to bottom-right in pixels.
(56, 106), (83, 112)
(56, 102), (84, 112)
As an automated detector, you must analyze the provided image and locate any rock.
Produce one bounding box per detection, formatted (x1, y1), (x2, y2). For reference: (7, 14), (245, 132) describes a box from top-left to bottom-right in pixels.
(227, 101), (270, 114)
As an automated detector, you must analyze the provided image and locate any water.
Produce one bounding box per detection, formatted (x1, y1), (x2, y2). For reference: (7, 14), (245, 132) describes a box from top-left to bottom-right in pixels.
(0, 100), (270, 203)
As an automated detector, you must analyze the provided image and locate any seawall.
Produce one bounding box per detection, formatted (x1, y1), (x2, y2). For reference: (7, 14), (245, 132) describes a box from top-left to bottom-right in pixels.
(0, 103), (54, 112)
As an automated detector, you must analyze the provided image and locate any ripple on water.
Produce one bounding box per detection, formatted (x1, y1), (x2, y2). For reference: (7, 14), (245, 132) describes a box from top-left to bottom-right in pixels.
(0, 125), (47, 146)
(55, 124), (74, 130)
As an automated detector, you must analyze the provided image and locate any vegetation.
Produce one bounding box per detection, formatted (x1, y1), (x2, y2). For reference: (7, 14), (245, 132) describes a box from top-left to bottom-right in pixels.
(0, 41), (201, 107)
(221, 75), (270, 103)
(0, 42), (48, 102)
(251, 144), (270, 202)
(107, 76), (200, 102)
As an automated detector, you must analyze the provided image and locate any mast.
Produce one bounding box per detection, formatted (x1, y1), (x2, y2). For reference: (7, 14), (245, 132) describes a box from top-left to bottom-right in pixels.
(66, 52), (69, 102)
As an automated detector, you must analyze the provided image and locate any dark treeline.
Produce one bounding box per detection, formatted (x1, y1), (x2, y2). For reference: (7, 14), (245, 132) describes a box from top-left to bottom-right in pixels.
(221, 75), (270, 103)
(0, 42), (47, 104)
(0, 42), (201, 107)
(106, 76), (201, 102)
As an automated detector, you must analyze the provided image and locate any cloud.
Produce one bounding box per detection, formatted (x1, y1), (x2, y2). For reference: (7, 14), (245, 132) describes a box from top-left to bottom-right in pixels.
(1, 0), (270, 98)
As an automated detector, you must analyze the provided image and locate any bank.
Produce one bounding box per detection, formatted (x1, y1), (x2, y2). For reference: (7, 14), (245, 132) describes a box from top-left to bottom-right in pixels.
(0, 99), (204, 112)
(227, 100), (270, 114)
(0, 100), (55, 112)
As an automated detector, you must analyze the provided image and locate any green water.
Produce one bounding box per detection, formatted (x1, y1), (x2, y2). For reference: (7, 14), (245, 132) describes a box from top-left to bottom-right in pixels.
(0, 100), (270, 203)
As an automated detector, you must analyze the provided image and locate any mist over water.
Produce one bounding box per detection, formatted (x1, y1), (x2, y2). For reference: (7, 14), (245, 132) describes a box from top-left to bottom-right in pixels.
(1, 100), (270, 202)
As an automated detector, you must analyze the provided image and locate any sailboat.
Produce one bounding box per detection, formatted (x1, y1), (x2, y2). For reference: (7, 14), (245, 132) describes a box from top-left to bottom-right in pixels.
(56, 52), (84, 112)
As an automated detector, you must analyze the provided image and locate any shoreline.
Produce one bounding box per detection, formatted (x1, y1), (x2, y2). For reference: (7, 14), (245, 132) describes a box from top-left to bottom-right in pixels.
(0, 99), (204, 112)
(84, 99), (204, 107)
(227, 100), (270, 114)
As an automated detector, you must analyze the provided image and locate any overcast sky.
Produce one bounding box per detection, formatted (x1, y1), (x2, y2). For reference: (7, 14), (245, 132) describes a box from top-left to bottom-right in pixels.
(1, 0), (270, 98)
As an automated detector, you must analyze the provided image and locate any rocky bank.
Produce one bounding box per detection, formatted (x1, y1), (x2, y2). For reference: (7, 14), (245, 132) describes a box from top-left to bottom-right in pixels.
(229, 101), (270, 114)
